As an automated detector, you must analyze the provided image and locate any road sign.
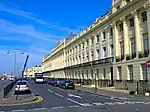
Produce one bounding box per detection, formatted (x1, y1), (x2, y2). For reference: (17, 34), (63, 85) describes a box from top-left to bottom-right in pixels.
(146, 60), (150, 68)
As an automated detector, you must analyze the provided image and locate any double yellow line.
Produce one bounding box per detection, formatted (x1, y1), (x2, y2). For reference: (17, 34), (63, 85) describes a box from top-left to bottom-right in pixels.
(0, 96), (43, 106)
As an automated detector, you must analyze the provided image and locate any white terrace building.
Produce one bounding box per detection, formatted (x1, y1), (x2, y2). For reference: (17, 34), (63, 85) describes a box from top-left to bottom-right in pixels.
(42, 0), (150, 88)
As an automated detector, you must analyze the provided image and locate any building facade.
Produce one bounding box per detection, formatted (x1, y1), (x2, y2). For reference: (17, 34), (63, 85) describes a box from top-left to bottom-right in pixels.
(42, 0), (150, 88)
(24, 66), (42, 78)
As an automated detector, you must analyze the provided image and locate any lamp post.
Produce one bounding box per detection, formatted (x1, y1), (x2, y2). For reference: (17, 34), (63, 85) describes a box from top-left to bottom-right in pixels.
(7, 50), (25, 76)
(95, 71), (97, 93)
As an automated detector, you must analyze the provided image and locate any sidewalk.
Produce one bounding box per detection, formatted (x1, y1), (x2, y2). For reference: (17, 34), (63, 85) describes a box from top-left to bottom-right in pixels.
(75, 85), (150, 102)
(0, 86), (36, 104)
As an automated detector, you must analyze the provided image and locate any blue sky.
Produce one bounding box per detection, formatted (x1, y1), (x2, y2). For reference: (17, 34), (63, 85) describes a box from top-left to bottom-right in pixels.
(0, 0), (112, 75)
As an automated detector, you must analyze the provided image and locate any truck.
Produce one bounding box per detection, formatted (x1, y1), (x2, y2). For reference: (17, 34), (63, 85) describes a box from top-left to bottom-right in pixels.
(34, 73), (44, 84)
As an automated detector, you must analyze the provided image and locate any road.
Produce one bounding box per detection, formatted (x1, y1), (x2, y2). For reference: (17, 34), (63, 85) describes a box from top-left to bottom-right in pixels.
(0, 80), (150, 112)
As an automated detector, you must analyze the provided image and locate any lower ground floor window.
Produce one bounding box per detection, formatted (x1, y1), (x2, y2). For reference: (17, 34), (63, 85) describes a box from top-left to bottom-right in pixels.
(141, 64), (148, 81)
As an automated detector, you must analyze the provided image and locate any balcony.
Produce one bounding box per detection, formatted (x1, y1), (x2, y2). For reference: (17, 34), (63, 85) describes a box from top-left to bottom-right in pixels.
(138, 49), (149, 58)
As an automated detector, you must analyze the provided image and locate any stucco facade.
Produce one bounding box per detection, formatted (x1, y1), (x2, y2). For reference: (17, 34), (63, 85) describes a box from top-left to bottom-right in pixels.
(42, 0), (150, 87)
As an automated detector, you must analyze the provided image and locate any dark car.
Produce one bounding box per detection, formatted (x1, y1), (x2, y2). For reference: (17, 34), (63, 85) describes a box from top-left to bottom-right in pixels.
(59, 80), (75, 89)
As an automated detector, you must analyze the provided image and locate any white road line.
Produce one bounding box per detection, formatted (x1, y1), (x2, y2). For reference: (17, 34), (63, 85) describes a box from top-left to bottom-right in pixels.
(48, 89), (53, 93)
(12, 109), (25, 112)
(55, 93), (64, 98)
(93, 103), (105, 106)
(104, 102), (115, 105)
(68, 93), (82, 99)
(69, 105), (80, 108)
(81, 103), (93, 107)
(51, 106), (63, 109)
(32, 108), (46, 111)
(66, 98), (83, 106)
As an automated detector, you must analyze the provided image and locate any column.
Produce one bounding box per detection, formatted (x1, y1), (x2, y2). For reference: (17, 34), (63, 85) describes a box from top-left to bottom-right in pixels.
(121, 17), (129, 59)
(112, 22), (119, 62)
(99, 32), (103, 59)
(93, 35), (96, 61)
(144, 2), (150, 56)
(89, 37), (92, 62)
(106, 27), (110, 58)
(132, 10), (142, 56)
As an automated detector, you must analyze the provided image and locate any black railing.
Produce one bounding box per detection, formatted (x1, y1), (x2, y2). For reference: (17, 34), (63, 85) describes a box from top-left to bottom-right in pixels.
(132, 52), (136, 59)
(116, 56), (121, 62)
(138, 49), (149, 58)
(121, 55), (124, 61)
(126, 54), (132, 60)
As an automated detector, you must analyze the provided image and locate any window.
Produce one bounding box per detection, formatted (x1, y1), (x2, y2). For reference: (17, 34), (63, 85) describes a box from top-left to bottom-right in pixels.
(119, 23), (123, 32)
(143, 34), (149, 50)
(82, 70), (84, 79)
(110, 45), (114, 57)
(96, 49), (99, 58)
(86, 70), (88, 79)
(141, 12), (147, 22)
(128, 65), (133, 80)
(103, 47), (107, 57)
(126, 0), (130, 3)
(103, 68), (106, 79)
(91, 69), (94, 79)
(118, 66), (122, 80)
(131, 38), (136, 54)
(116, 5), (120, 10)
(110, 28), (113, 36)
(91, 38), (94, 45)
(86, 40), (89, 46)
(141, 64), (148, 81)
(120, 42), (124, 56)
(78, 71), (80, 79)
(82, 42), (84, 49)
(103, 31), (106, 39)
(129, 18), (134, 27)
(96, 69), (99, 79)
(96, 35), (99, 42)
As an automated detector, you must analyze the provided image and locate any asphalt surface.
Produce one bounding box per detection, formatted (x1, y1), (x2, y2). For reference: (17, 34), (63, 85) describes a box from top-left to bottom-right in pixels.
(0, 80), (150, 112)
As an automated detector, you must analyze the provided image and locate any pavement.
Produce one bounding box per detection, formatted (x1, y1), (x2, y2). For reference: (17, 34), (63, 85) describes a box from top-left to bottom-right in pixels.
(0, 81), (36, 105)
(75, 85), (150, 102)
(0, 80), (12, 98)
(0, 80), (150, 112)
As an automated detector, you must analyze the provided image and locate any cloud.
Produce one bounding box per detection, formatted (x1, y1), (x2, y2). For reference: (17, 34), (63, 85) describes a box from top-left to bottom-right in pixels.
(0, 19), (61, 42)
(0, 3), (80, 33)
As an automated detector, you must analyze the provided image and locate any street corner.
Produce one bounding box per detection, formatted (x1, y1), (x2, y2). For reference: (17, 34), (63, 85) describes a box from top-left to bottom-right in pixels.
(0, 95), (43, 107)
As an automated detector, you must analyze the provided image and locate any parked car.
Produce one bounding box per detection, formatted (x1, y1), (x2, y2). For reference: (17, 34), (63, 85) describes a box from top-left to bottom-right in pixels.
(59, 80), (75, 89)
(14, 80), (30, 94)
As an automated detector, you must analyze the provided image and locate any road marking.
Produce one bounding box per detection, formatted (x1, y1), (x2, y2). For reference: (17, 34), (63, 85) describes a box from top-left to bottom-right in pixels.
(51, 106), (63, 109)
(48, 89), (53, 93)
(69, 105), (80, 108)
(68, 93), (82, 99)
(55, 93), (64, 98)
(93, 103), (105, 106)
(104, 102), (115, 105)
(12, 109), (25, 112)
(31, 108), (46, 111)
(66, 98), (83, 106)
(81, 103), (93, 107)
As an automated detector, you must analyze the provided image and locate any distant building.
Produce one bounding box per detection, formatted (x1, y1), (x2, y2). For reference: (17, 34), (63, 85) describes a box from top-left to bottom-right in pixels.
(24, 66), (42, 78)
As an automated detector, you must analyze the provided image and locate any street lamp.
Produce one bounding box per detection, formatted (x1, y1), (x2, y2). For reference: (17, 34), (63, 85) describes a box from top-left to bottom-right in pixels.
(7, 50), (25, 76)
(95, 71), (97, 93)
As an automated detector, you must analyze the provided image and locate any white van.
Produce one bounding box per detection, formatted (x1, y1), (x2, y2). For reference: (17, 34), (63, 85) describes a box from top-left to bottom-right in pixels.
(9, 76), (15, 81)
